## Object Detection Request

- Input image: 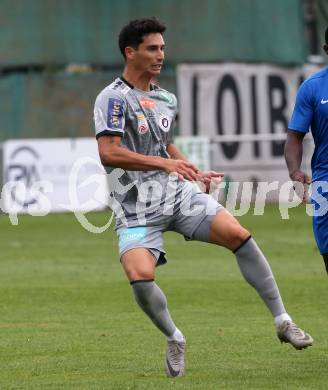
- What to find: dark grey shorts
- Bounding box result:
[116,192,224,266]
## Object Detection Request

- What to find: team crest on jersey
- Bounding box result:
[137,114,149,134]
[140,97,155,109]
[158,113,171,132]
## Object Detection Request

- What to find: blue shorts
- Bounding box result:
[311,182,328,254]
[313,215,328,254]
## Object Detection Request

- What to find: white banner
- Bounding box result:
[177,63,318,201]
[2,138,109,214]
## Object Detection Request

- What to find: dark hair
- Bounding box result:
[326,27,328,45]
[118,17,166,58]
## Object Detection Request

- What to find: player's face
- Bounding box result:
[129,33,165,76]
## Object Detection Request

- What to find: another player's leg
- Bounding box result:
[121,248,186,377]
[312,214,328,274]
[199,209,313,350]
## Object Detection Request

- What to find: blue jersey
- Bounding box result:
[288,67,328,181]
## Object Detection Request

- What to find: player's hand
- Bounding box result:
[290,169,311,202]
[164,159,200,181]
[197,170,225,193]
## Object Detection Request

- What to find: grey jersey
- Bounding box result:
[94,77,198,229]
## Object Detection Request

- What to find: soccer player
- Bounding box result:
[285,27,328,274]
[94,17,313,377]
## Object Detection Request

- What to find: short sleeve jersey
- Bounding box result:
[288,67,328,181]
[93,77,195,229]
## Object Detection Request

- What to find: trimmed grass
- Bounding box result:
[0,205,327,389]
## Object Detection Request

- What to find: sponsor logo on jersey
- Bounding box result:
[138,124,149,134]
[137,114,149,134]
[158,114,171,132]
[107,97,124,129]
[159,92,174,105]
[140,97,155,109]
[119,227,147,249]
[146,112,156,119]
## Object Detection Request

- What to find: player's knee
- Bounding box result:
[126,269,155,283]
[230,225,250,251]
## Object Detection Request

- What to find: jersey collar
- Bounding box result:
[120,76,156,91]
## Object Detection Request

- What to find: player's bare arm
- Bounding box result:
[166,143,224,185]
[284,130,310,202]
[284,130,310,184]
[97,135,200,181]
[166,143,189,161]
[165,143,201,181]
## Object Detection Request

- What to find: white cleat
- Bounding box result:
[165,338,186,377]
[277,321,313,350]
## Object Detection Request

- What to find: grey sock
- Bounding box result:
[234,237,286,317]
[131,280,176,337]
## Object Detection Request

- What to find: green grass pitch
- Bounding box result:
[0,205,327,389]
